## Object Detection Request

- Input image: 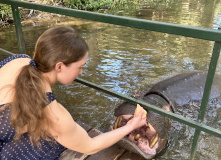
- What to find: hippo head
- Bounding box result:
[111,91,173,159]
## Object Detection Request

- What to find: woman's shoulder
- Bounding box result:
[0,54,31,69]
[0,54,31,74]
[0,54,31,84]
[0,55,32,104]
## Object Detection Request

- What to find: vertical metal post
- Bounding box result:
[190,28,221,160]
[11,4,26,54]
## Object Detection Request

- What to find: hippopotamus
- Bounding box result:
[110,71,221,159]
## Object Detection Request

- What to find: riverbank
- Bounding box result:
[0,0,63,27]
[0,0,144,27]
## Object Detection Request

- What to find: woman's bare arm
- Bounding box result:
[47,101,146,155]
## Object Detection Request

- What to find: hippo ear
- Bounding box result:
[132,90,141,98]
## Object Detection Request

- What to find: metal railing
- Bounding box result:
[0,0,221,159]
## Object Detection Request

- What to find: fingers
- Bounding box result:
[139,111,147,121]
[126,112,147,130]
[134,106,147,119]
[137,110,144,117]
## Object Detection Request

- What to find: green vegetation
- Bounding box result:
[0,4,13,25]
[0,0,142,25]
[0,0,174,25]
[62,0,142,10]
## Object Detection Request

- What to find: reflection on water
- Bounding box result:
[0,0,221,159]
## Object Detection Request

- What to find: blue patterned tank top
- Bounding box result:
[0,55,65,160]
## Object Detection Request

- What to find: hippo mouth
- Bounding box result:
[110,114,159,155]
[111,90,174,158]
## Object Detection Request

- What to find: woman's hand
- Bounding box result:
[126,108,147,130]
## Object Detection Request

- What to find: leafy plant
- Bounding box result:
[62,0,142,10]
[0,4,13,23]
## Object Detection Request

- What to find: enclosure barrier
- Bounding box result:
[0,0,221,159]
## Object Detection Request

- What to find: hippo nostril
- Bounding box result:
[149,133,159,149]
[134,134,141,141]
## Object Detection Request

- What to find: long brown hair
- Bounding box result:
[11,26,89,145]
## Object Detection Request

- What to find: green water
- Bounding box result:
[0,0,221,159]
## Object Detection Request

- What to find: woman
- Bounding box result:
[0,26,146,159]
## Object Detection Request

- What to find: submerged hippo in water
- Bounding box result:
[110,71,221,159]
